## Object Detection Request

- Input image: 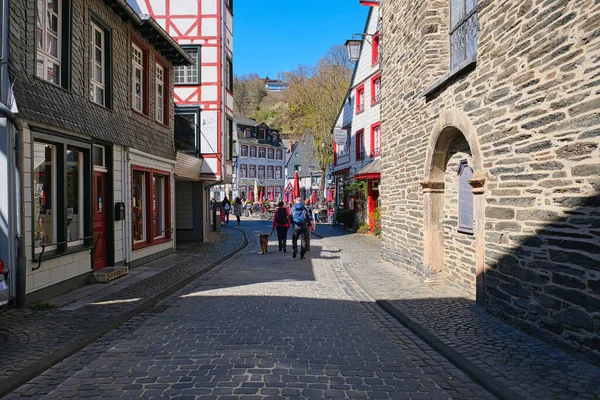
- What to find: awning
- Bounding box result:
[354,159,381,180]
[332,167,350,176]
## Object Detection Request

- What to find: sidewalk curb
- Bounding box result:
[0,230,249,398]
[337,250,522,400]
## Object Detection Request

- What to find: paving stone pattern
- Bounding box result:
[315,225,600,399]
[4,220,493,400]
[0,229,244,396]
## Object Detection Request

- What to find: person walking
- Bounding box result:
[272,201,290,252]
[290,197,313,259]
[221,196,230,226]
[233,197,243,226]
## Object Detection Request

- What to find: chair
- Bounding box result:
[319,209,328,224]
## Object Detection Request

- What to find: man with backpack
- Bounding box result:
[290,197,314,259]
[272,201,290,252]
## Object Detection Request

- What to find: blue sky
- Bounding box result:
[234,1,369,78]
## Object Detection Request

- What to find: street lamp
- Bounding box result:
[344,39,362,62]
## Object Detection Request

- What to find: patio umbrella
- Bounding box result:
[293,171,301,199]
[269,190,275,202]
[254,180,259,203]
[327,188,333,202]
[259,190,264,203]
[312,190,317,204]
[248,191,254,202]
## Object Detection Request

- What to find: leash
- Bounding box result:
[269,228,275,237]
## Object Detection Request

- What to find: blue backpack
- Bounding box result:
[291,205,308,228]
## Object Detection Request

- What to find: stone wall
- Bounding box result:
[380,0,600,361]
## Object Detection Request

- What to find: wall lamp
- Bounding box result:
[344,32,382,62]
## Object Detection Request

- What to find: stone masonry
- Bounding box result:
[380,0,600,363]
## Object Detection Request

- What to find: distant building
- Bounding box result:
[285,132,322,202]
[265,79,289,93]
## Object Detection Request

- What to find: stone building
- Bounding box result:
[380,0,600,362]
[7,0,192,303]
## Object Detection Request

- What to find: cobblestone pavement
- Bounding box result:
[0,230,245,397]
[313,224,600,399]
[4,220,494,400]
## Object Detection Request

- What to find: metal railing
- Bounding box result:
[372,94,381,105]
[357,104,365,113]
[33,234,100,271]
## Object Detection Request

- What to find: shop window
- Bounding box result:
[267,166,274,179]
[457,160,474,234]
[267,148,274,160]
[240,164,247,178]
[36,0,71,88]
[33,140,90,254]
[371,123,381,156]
[276,149,283,160]
[174,47,199,84]
[259,147,266,159]
[241,145,248,157]
[356,85,365,114]
[132,167,171,248]
[249,165,256,178]
[249,146,257,158]
[450,0,478,71]
[371,74,381,105]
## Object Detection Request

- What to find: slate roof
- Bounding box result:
[285,131,320,178]
[354,158,381,177]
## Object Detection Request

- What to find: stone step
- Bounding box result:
[93,266,129,283]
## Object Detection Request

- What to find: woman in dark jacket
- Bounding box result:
[272,201,290,252]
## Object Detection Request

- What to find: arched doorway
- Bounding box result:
[421,110,486,304]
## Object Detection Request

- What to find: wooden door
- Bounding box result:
[93,171,107,270]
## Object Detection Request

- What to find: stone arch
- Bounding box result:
[421,109,486,304]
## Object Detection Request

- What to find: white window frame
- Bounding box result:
[90,22,105,106]
[259,147,266,159]
[34,142,57,254]
[133,170,147,244]
[241,145,248,157]
[275,167,282,179]
[267,148,274,160]
[250,146,257,158]
[36,0,62,85]
[240,164,247,178]
[174,48,199,84]
[132,43,144,113]
[156,64,165,123]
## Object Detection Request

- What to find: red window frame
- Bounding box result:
[276,149,283,160]
[372,33,380,65]
[239,164,247,178]
[356,129,365,161]
[333,141,337,166]
[250,146,257,158]
[371,73,381,106]
[258,147,266,158]
[249,165,256,178]
[131,165,172,251]
[241,145,248,157]
[370,122,381,157]
[356,84,365,114]
[267,166,274,179]
[275,166,282,179]
[131,37,150,117]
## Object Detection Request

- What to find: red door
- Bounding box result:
[93,172,107,270]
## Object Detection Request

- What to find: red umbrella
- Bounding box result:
[311,190,317,204]
[327,188,333,202]
[269,190,275,202]
[259,190,264,203]
[248,191,254,202]
[293,171,301,199]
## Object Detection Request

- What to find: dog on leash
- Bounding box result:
[259,234,269,254]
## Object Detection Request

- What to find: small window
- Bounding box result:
[258,128,266,140]
[457,160,474,234]
[275,167,282,179]
[258,147,266,159]
[267,166,274,179]
[450,0,478,71]
[239,164,247,178]
[90,22,106,106]
[371,74,381,105]
[356,85,365,114]
[241,145,248,157]
[93,145,106,168]
[174,47,199,84]
[156,64,167,124]
[267,148,274,160]
[249,146,257,158]
[276,149,283,160]
[249,165,256,178]
[356,130,365,161]
[131,43,147,114]
[258,166,265,179]
[245,128,251,138]
[225,57,233,91]
[371,123,381,156]
[36,0,68,86]
[294,165,301,172]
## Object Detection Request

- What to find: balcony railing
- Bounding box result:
[356,103,365,113]
[371,94,381,105]
[372,147,381,156]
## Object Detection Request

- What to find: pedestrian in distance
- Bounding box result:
[272,201,290,252]
[233,197,243,226]
[290,196,314,259]
[304,199,312,251]
[221,196,230,226]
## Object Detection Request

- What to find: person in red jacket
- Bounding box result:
[272,201,290,252]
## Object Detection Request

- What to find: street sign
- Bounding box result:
[333,129,348,146]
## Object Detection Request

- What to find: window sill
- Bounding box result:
[132,237,172,251]
[174,82,199,86]
[33,76,71,93]
[156,120,170,129]
[90,100,113,111]
[33,244,93,262]
[422,54,477,98]
[132,108,150,119]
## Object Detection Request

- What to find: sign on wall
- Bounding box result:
[333,129,348,146]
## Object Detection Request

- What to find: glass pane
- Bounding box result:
[95,65,103,82]
[450,0,465,30]
[466,0,477,14]
[96,86,104,105]
[47,12,59,35]
[47,62,60,84]
[36,56,44,79]
[95,29,102,47]
[93,145,104,167]
[153,175,165,237]
[36,28,43,50]
[34,142,54,249]
[47,0,59,13]
[36,0,44,29]
[133,170,146,242]
[95,47,102,64]
[67,147,82,242]
[46,34,58,57]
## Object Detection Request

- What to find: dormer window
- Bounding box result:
[245,128,251,138]
[258,128,266,140]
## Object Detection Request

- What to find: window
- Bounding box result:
[258,166,265,179]
[372,33,380,65]
[93,145,106,169]
[267,166,274,179]
[258,128,266,140]
[155,64,168,124]
[131,43,148,114]
[36,0,69,86]
[371,74,381,105]
[275,187,282,200]
[174,47,199,84]
[245,128,251,138]
[249,146,257,158]
[356,85,365,114]
[371,123,381,156]
[356,129,365,161]
[294,165,301,172]
[33,140,90,254]
[276,149,283,160]
[267,148,274,160]
[132,167,171,248]
[240,164,247,178]
[227,118,233,161]
[275,167,282,179]
[457,160,474,234]
[258,147,266,159]
[225,57,233,92]
[450,0,478,71]
[241,145,248,157]
[249,165,256,178]
[225,0,233,12]
[176,111,199,151]
[90,22,106,106]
